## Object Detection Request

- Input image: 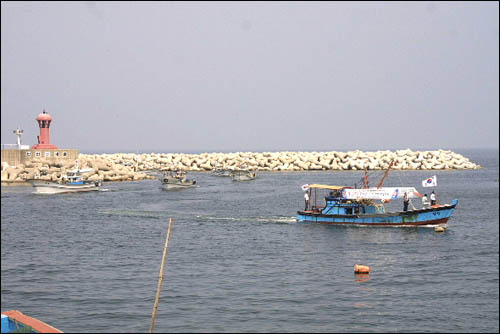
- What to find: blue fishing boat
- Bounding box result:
[297,184,458,227]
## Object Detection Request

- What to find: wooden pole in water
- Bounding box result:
[150,218,174,333]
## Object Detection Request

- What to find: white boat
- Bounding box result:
[230,168,256,181]
[27,167,101,194]
[160,170,197,189]
[211,162,231,177]
[212,168,232,177]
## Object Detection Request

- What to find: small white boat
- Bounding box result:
[211,162,231,177]
[27,167,101,194]
[160,170,196,189]
[230,168,256,181]
[212,168,232,177]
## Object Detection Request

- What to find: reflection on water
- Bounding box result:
[355,273,371,283]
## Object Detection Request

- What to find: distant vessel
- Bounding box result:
[230,169,256,181]
[26,165,101,194]
[228,161,256,181]
[211,163,231,177]
[160,169,196,189]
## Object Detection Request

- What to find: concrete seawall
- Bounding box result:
[1,149,481,184]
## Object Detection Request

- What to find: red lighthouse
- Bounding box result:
[31,110,59,149]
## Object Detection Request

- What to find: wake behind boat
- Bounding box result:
[27,167,102,194]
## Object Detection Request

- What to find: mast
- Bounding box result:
[377,160,394,188]
[363,168,369,189]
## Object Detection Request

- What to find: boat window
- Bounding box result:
[54,151,59,157]
[35,151,41,157]
[346,207,353,215]
[354,206,360,214]
[26,151,32,157]
[62,152,67,157]
[45,151,50,157]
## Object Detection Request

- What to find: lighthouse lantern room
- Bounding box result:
[31,110,59,149]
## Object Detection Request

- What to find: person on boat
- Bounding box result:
[403,192,409,211]
[176,170,185,179]
[304,191,310,211]
[430,191,437,206]
[422,194,430,208]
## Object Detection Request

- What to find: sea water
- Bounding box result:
[1,148,498,333]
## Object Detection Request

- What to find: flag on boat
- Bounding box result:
[422,175,437,187]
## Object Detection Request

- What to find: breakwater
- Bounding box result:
[0,149,481,184]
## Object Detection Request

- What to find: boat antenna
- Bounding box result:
[377,159,394,188]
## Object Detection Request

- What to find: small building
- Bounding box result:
[1,148,79,166]
[1,110,78,167]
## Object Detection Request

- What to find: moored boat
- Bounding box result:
[213,169,232,177]
[297,184,458,226]
[211,163,232,177]
[229,162,256,181]
[230,169,256,181]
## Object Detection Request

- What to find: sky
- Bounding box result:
[1,1,498,153]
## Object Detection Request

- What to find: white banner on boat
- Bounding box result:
[342,187,421,200]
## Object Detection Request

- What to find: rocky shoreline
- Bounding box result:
[1,149,481,184]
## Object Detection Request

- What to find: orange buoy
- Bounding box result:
[354,264,370,274]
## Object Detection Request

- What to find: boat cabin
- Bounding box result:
[66,171,83,184]
[321,196,386,215]
[305,184,386,215]
[62,168,94,185]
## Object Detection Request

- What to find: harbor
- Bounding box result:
[2,2,498,333]
[1,150,498,332]
[0,114,496,332]
[0,111,483,186]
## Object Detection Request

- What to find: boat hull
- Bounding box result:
[161,182,196,189]
[296,200,458,226]
[230,172,256,181]
[2,310,62,333]
[232,176,255,181]
[160,178,196,189]
[212,170,231,177]
[27,180,100,194]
